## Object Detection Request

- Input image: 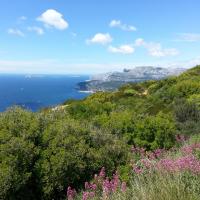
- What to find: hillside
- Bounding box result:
[1,65,200,200]
[67,135,200,200]
[77,66,186,92]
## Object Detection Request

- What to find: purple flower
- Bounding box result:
[82,191,89,200]
[176,134,187,143]
[99,167,105,178]
[67,186,76,200]
[133,166,143,174]
[121,182,127,192]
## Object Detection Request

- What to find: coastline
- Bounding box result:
[78,90,95,94]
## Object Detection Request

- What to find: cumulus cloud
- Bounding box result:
[134,38,179,57]
[108,44,135,54]
[8,28,25,37]
[37,9,69,30]
[87,33,113,45]
[27,26,44,35]
[109,20,137,31]
[176,33,200,42]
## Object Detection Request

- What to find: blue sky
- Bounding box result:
[0,0,200,74]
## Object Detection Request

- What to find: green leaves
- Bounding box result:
[1,66,200,199]
[0,135,38,199]
[133,113,176,150]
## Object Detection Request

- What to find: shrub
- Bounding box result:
[123,89,138,96]
[174,99,200,123]
[133,113,176,150]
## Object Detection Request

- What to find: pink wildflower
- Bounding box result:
[99,167,105,178]
[103,178,111,195]
[175,134,187,143]
[156,155,200,173]
[82,191,95,200]
[181,143,200,155]
[82,191,89,200]
[110,171,119,192]
[85,182,97,190]
[67,186,76,200]
[133,166,143,174]
[121,182,127,192]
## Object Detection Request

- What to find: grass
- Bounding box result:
[108,172,199,200]
[70,134,200,200]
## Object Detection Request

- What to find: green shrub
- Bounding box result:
[133,113,176,150]
[124,89,138,96]
[174,99,200,123]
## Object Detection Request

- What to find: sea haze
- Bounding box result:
[0,74,90,112]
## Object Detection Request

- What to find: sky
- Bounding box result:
[0,0,200,74]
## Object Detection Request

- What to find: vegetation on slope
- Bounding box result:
[1,65,200,199]
[68,135,200,200]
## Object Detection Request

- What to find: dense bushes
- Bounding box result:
[0,108,129,200]
[0,108,40,199]
[67,135,200,200]
[174,99,200,123]
[36,118,129,199]
[133,113,176,150]
[1,66,200,199]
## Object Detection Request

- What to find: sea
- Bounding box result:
[0,74,90,112]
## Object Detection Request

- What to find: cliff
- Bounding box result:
[77,66,186,92]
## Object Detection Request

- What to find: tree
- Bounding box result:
[0,107,40,199]
[133,113,176,150]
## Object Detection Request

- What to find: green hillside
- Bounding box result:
[1,65,200,200]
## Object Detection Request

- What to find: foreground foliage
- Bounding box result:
[1,65,200,199]
[68,135,200,200]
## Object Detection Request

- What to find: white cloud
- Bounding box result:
[147,43,179,57]
[164,56,200,69]
[87,33,113,45]
[27,26,44,35]
[134,38,179,57]
[8,28,25,37]
[37,9,69,30]
[19,16,27,21]
[0,59,124,74]
[110,20,121,27]
[109,20,137,31]
[134,38,146,46]
[108,45,135,54]
[0,56,199,74]
[176,33,200,42]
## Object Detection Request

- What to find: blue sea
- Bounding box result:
[0,74,90,112]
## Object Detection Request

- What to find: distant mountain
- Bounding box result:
[77,66,186,92]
